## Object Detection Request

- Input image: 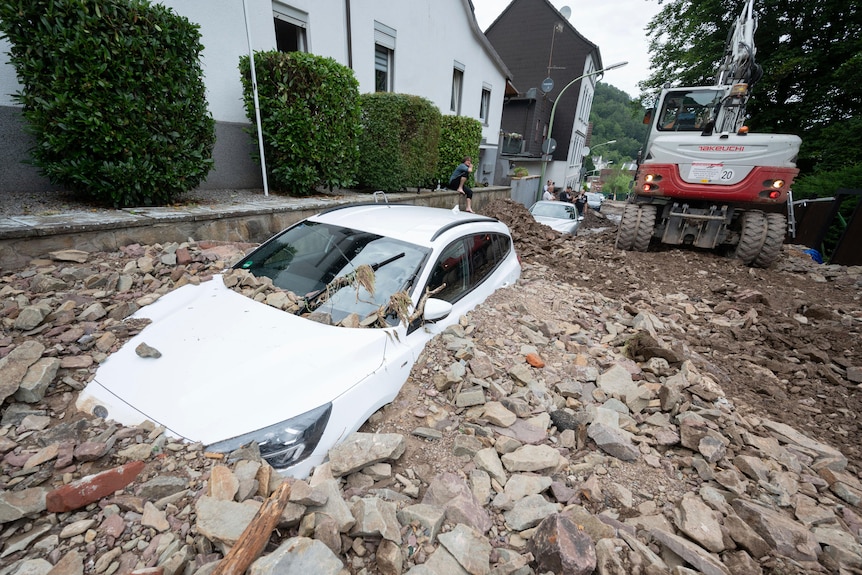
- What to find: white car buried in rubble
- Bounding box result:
[77,203,521,478]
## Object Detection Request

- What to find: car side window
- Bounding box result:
[426,232,512,308]
[470,233,509,288]
[427,239,469,303]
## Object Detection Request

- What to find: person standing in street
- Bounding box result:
[447,156,475,213]
[574,187,587,220]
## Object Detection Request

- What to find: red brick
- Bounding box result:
[46,460,146,512]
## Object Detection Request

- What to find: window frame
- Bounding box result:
[479,85,491,125]
[451,62,465,114]
[272,3,308,53]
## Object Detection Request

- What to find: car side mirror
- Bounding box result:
[423,298,453,322]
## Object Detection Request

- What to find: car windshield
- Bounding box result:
[531,202,577,220]
[235,221,429,325]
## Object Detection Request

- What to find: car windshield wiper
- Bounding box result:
[301,252,406,313]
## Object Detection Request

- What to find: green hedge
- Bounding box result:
[437,115,482,188]
[239,51,360,195]
[357,93,441,191]
[0,0,215,207]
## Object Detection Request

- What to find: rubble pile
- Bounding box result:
[0,202,861,575]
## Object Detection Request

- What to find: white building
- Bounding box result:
[0,0,511,193]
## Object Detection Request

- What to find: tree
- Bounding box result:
[0,0,215,207]
[640,0,862,193]
[588,83,648,166]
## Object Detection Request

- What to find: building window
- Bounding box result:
[273,4,307,53]
[479,86,491,125]
[375,45,393,92]
[374,21,396,93]
[451,62,465,114]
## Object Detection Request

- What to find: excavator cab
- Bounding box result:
[655,89,723,132]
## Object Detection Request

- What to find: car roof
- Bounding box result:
[311,204,504,246]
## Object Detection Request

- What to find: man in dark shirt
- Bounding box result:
[447,156,474,213]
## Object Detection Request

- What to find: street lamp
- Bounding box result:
[585,139,616,157]
[538,61,627,202]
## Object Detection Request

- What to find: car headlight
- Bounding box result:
[206,403,332,470]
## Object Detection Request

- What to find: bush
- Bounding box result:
[0,0,215,207]
[357,93,441,191]
[437,115,482,188]
[239,51,361,195]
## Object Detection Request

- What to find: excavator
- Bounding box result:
[616,0,801,267]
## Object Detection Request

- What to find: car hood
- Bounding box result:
[78,275,391,445]
[533,216,577,234]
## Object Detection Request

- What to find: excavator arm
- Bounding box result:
[715,0,763,88]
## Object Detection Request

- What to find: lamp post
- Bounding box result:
[537,61,627,202]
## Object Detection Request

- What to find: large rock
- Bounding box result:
[731,498,821,562]
[528,513,597,575]
[327,433,406,476]
[248,536,345,575]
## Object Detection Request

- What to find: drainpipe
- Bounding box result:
[242,0,269,196]
[345,0,353,68]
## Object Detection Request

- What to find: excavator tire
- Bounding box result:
[734,210,768,265]
[616,203,656,251]
[750,213,786,268]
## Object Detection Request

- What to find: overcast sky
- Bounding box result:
[472,0,662,98]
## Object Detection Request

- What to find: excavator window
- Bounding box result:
[658,90,722,132]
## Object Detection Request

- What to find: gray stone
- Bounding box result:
[673,493,724,553]
[438,523,492,575]
[13,357,60,403]
[482,402,516,427]
[759,418,847,471]
[456,387,486,407]
[0,341,45,404]
[731,498,820,562]
[194,496,260,550]
[305,479,356,533]
[649,528,730,575]
[503,474,552,501]
[586,416,639,462]
[453,434,484,458]
[138,475,189,501]
[503,493,560,531]
[328,432,406,476]
[500,444,561,473]
[248,536,345,575]
[397,503,445,543]
[423,472,491,534]
[0,487,48,524]
[419,545,470,575]
[350,497,401,543]
[474,447,507,486]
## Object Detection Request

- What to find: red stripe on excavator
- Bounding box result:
[636,164,799,203]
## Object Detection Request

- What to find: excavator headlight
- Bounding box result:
[771,179,785,189]
[644,174,661,183]
[730,83,748,96]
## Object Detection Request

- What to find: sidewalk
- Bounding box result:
[0,186,512,271]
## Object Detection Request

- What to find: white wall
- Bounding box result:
[0,0,509,190]
[156,0,506,144]
[0,38,20,106]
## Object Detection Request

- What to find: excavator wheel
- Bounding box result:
[735,210,785,267]
[735,210,767,264]
[750,213,787,268]
[616,203,656,251]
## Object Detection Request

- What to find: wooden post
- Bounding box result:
[211,480,292,575]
